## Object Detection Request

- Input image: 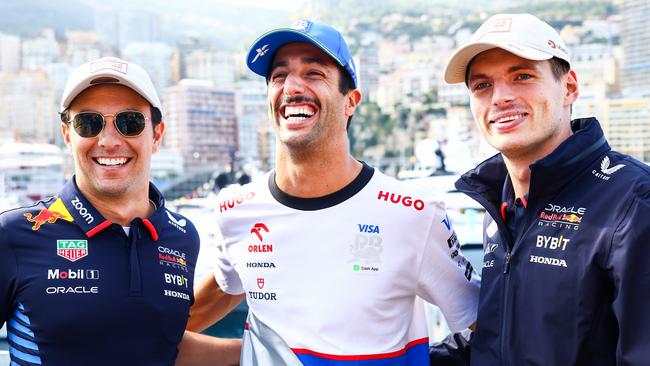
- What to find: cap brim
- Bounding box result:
[246,29,345,78]
[444,42,553,84]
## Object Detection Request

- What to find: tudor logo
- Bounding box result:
[251,223,269,241]
[257,278,265,289]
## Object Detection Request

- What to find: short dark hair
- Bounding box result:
[337,64,356,131]
[60,105,162,127]
[548,57,571,81]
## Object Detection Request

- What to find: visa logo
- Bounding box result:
[357,224,380,234]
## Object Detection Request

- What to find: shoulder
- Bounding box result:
[0,198,52,227]
[605,151,650,199]
[154,207,201,255]
[215,178,268,215]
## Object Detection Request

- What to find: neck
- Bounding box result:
[275,139,362,197]
[83,187,154,227]
[502,157,531,199]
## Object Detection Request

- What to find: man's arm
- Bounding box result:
[609,188,650,365]
[187,274,245,332]
[176,330,242,366]
[0,220,17,327]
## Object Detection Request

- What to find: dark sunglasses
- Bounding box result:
[71,110,148,138]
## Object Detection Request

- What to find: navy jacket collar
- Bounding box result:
[457,117,610,211]
[58,176,165,238]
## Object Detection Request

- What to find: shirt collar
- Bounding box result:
[56,177,164,239]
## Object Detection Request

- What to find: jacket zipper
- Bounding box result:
[500,251,511,365]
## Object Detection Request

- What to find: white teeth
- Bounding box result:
[284,106,315,119]
[494,114,524,123]
[96,157,128,166]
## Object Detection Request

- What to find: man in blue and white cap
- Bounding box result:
[179,20,480,366]
[445,13,650,365]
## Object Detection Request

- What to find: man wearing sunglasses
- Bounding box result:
[0,57,239,365]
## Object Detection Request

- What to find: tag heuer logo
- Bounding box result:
[57,240,89,262]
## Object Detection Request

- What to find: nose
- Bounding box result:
[283,73,305,97]
[491,79,515,107]
[97,116,123,148]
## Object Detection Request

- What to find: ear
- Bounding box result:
[61,122,72,150]
[564,70,579,107]
[344,89,362,117]
[152,121,165,154]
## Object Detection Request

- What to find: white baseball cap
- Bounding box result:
[60,56,162,112]
[444,13,571,84]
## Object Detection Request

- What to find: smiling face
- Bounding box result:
[467,48,578,162]
[61,84,164,202]
[267,42,359,153]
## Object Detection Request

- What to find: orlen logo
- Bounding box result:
[377,191,425,211]
[219,191,255,213]
[251,223,269,241]
[48,269,99,280]
[71,196,94,224]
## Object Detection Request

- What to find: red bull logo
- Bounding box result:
[24,209,66,230]
[562,214,582,223]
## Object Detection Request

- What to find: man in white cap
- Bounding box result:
[445,13,650,365]
[0,56,239,365]
[178,19,480,366]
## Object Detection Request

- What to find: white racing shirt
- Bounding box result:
[213,163,479,365]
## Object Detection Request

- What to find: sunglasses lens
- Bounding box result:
[73,113,104,137]
[115,111,146,137]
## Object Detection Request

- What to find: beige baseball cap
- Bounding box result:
[60,56,162,112]
[444,13,571,84]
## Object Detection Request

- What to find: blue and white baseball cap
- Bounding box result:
[246,19,358,88]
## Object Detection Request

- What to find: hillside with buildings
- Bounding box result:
[0,0,647,188]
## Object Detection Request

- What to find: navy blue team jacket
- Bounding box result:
[456,118,650,365]
[0,178,200,365]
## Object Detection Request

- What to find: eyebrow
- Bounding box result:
[270,56,329,73]
[468,62,541,83]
